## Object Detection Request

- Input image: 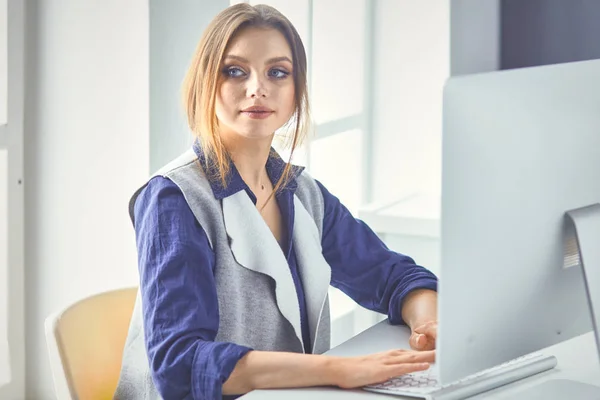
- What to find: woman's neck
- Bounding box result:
[221,133,273,189]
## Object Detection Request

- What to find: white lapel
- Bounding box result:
[292,195,332,351]
[222,191,304,351]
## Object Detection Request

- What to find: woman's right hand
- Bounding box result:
[224,348,435,395]
[328,349,436,389]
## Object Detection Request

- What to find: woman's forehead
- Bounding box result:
[225,26,293,62]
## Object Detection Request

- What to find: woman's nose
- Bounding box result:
[247,74,267,98]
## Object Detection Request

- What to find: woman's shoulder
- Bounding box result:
[296,169,331,203]
[295,168,319,191]
[154,147,200,178]
[129,176,186,224]
[141,175,182,198]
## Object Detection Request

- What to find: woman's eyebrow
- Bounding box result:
[224,54,293,65]
[266,56,293,64]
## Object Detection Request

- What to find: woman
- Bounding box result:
[115,3,438,400]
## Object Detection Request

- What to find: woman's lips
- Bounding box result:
[241,109,274,119]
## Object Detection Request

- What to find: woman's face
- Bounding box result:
[216,27,296,141]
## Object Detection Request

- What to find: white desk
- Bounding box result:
[240,320,600,399]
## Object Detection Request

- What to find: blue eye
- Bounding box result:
[269,68,289,79]
[223,66,245,78]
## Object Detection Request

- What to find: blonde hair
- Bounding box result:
[182,3,310,195]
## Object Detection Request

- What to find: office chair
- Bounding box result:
[44,287,137,400]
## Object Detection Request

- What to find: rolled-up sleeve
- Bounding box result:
[134,176,252,399]
[316,180,438,326]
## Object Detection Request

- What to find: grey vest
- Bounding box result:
[114,148,332,399]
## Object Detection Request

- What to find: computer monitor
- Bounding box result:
[437,59,600,386]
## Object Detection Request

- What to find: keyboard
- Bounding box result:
[363,352,557,400]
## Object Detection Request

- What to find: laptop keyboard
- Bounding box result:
[373,366,439,394]
[363,352,556,398]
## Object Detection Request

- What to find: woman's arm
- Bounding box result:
[315,180,438,324]
[401,288,438,330]
[223,348,436,394]
[134,177,252,399]
[401,288,438,350]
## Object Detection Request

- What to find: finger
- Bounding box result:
[416,333,436,351]
[370,349,407,361]
[411,328,438,350]
[409,333,427,350]
[422,337,436,351]
[386,349,409,356]
[387,350,436,365]
[414,322,438,339]
[384,362,431,378]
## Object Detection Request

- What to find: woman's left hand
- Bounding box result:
[409,320,438,351]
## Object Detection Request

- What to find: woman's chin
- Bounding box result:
[234,129,276,141]
[219,120,281,142]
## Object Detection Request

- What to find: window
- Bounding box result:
[243,0,450,213]
[309,0,368,213]
[311,0,366,126]
[371,1,448,203]
[309,129,363,214]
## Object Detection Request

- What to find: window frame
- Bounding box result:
[305,0,375,205]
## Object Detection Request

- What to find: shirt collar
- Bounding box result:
[192,141,305,201]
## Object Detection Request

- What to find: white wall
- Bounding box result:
[0,150,8,387]
[450,0,500,75]
[0,0,6,125]
[0,13,7,382]
[149,0,228,172]
[24,1,149,397]
[0,19,7,382]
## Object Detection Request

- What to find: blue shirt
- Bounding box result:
[133,146,438,400]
